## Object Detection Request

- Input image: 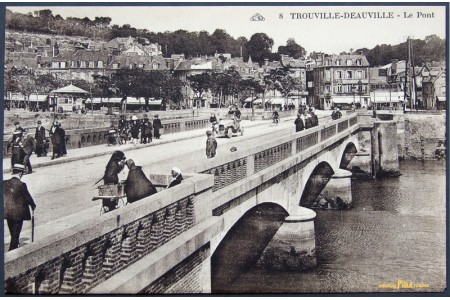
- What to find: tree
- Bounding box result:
[35,74,61,94]
[246,33,274,65]
[187,72,212,102]
[277,38,306,59]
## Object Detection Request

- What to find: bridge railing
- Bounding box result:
[197,113,359,193]
[4,173,214,294]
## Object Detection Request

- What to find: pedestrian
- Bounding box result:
[294,114,305,132]
[130,116,140,145]
[331,107,342,120]
[103,151,127,185]
[118,115,127,145]
[124,159,157,203]
[310,107,319,127]
[140,114,153,144]
[4,165,36,251]
[10,126,24,171]
[153,114,163,139]
[50,121,65,160]
[58,122,67,157]
[35,120,47,157]
[167,167,183,188]
[206,130,217,159]
[22,130,35,174]
[304,110,313,129]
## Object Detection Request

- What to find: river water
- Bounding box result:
[211,160,447,294]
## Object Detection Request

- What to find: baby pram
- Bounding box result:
[107,128,118,146]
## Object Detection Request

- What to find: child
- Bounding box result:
[206,130,217,159]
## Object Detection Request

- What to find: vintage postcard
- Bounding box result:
[2,2,448,295]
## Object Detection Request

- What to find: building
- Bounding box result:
[368,66,405,110]
[49,49,110,82]
[422,71,446,110]
[312,54,370,110]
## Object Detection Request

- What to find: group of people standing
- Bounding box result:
[8,120,67,175]
[101,151,183,211]
[295,107,319,132]
[116,114,163,146]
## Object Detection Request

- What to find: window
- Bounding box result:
[113,63,119,69]
[98,61,104,68]
[346,59,352,66]
[325,70,331,80]
[89,61,95,68]
[60,61,66,68]
[335,70,343,79]
[152,62,159,70]
[71,61,77,68]
[346,70,353,79]
[356,59,362,66]
[138,63,144,68]
[52,62,59,68]
[356,71,363,79]
[335,59,341,66]
[80,61,86,68]
[337,84,343,93]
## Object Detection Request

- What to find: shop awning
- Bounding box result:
[332,97,354,104]
[436,96,446,102]
[244,97,262,103]
[268,98,286,105]
[28,94,48,102]
[370,92,404,103]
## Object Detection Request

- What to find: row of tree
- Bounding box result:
[6,9,445,66]
[5,66,303,110]
[6,9,306,64]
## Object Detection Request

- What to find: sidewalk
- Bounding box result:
[3,117,295,174]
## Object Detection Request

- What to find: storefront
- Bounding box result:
[369,82,404,110]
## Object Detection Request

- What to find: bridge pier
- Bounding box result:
[256,207,316,271]
[312,169,353,209]
[347,148,372,178]
[372,121,400,177]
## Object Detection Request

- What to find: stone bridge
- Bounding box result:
[4,113,399,294]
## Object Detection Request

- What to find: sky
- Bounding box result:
[7,4,447,55]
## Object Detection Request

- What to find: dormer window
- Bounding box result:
[112,63,119,69]
[152,62,159,70]
[346,59,352,66]
[335,59,341,66]
[98,61,104,68]
[138,63,144,68]
[356,59,362,66]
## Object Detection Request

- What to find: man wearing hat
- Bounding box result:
[140,114,153,144]
[205,130,217,159]
[22,130,35,174]
[3,165,37,251]
[35,120,47,157]
[153,114,162,139]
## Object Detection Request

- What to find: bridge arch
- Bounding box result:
[339,142,358,170]
[299,161,335,207]
[211,202,288,293]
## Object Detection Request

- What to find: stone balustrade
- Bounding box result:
[3,116,211,157]
[195,114,359,193]
[4,173,214,294]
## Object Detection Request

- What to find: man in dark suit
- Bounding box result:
[4,166,37,251]
[22,131,35,174]
[153,115,162,139]
[35,120,47,157]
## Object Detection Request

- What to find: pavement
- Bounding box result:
[2,116,297,174]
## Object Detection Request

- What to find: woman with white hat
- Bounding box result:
[167,167,183,188]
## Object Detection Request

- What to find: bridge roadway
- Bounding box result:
[3,113,331,249]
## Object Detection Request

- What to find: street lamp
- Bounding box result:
[358,79,362,109]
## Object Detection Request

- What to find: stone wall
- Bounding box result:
[403,114,446,160]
